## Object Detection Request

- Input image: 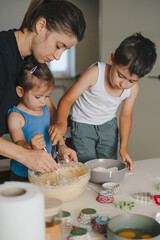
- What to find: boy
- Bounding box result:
[49,33,157,171]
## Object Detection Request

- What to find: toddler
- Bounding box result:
[8,57,77,181]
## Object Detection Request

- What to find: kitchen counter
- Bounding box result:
[62,158,160,239]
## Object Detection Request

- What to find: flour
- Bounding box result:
[29,163,88,187]
[28,163,90,202]
[92,167,118,173]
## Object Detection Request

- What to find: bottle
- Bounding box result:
[45,198,62,240]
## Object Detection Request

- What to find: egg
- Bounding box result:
[142,235,152,239]
[117,231,136,238]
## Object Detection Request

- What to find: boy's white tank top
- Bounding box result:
[71,62,131,125]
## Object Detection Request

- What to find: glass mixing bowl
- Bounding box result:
[28,161,90,202]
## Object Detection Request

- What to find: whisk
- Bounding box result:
[43,147,69,184]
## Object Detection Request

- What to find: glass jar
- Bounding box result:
[45,198,62,240]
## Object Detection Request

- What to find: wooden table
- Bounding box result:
[62,158,160,239]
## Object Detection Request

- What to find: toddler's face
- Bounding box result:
[109,63,139,90]
[22,82,53,112]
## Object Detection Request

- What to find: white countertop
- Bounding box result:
[62,158,160,239]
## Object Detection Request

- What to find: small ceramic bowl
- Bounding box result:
[102,182,121,195]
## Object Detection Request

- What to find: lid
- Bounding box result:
[70,227,88,236]
[99,189,112,196]
[45,198,62,217]
[81,208,96,215]
[62,211,71,218]
[95,216,110,225]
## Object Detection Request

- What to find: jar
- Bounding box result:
[45,198,62,240]
[96,189,114,204]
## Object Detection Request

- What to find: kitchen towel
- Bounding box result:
[0,181,45,240]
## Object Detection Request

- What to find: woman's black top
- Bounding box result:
[0,29,24,136]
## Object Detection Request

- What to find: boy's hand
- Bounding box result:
[58,144,78,162]
[49,123,67,146]
[120,148,133,172]
[30,133,46,150]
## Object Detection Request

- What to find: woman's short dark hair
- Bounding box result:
[20,0,86,42]
[16,57,54,91]
[114,33,157,77]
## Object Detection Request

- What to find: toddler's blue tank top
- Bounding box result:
[8,105,52,177]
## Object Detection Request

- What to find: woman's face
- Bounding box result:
[32,29,78,63]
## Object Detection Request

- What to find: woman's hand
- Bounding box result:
[49,123,67,146]
[58,143,78,162]
[120,148,133,172]
[30,133,46,150]
[23,149,58,173]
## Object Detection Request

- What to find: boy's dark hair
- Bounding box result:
[16,57,54,91]
[20,0,86,42]
[114,33,157,77]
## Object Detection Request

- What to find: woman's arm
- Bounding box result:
[0,137,58,172]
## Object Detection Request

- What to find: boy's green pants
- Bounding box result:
[71,117,118,163]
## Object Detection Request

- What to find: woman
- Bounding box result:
[0,0,86,174]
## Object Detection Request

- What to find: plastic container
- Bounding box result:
[45,198,62,240]
[69,227,90,240]
[96,189,114,204]
[62,210,73,227]
[77,208,97,225]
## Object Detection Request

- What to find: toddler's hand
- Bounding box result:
[49,123,67,146]
[30,133,46,150]
[120,149,133,172]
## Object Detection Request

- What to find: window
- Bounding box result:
[48,46,76,78]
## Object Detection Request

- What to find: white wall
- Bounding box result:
[99,0,160,161]
[0,0,99,136]
[0,0,30,30]
[2,0,159,162]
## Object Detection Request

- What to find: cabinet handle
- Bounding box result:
[148,75,160,80]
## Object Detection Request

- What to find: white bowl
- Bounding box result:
[102,182,121,195]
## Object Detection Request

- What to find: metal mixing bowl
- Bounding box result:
[85,159,126,184]
[107,214,160,240]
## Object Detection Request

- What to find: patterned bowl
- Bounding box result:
[102,182,121,195]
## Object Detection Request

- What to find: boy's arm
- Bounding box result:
[49,65,99,146]
[47,97,57,124]
[58,137,78,162]
[47,99,78,162]
[119,83,139,171]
